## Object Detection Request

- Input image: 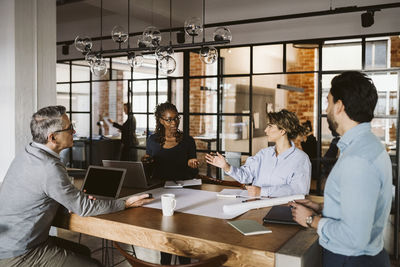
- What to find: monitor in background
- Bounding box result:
[81,166,126,199]
[102,160,154,189]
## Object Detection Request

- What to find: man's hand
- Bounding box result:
[245,185,261,197]
[293,199,322,213]
[83,189,97,200]
[205,152,230,172]
[188,158,199,168]
[290,202,314,227]
[107,118,114,124]
[125,194,154,209]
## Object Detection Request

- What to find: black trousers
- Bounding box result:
[323,248,390,267]
[160,252,190,265]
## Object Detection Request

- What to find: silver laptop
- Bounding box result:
[102,160,157,189]
[80,166,126,199]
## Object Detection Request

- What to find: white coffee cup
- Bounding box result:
[161,193,176,216]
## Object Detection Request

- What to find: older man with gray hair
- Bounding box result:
[0,105,152,267]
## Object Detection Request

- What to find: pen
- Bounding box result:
[242,198,262,203]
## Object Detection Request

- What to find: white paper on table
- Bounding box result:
[134,188,245,219]
[216,189,249,198]
[222,194,305,217]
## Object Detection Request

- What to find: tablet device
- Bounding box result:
[263,205,299,225]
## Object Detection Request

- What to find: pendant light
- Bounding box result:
[199,0,217,64]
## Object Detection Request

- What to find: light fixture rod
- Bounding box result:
[90,40,230,55]
[127,0,130,49]
[169,0,172,45]
[100,0,103,52]
[202,0,205,42]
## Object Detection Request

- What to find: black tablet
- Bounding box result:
[263,205,299,225]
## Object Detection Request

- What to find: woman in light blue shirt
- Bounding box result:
[205,109,311,197]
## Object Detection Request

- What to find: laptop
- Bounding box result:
[80,166,126,200]
[102,160,159,189]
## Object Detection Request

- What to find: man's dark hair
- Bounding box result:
[330,71,377,123]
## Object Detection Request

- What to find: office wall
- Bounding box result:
[0,0,56,182]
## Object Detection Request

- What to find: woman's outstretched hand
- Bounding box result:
[205,152,230,172]
[188,158,200,168]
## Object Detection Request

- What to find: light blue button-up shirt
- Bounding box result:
[317,123,392,256]
[226,142,311,197]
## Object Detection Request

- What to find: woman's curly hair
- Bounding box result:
[267,109,306,140]
[154,102,183,145]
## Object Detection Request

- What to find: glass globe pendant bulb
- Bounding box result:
[137,35,153,48]
[155,46,174,61]
[142,26,161,47]
[85,52,97,66]
[111,25,128,43]
[74,36,92,53]
[213,27,232,41]
[128,53,144,68]
[184,17,203,36]
[91,58,108,77]
[199,46,218,64]
[158,55,176,74]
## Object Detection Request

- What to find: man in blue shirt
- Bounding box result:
[291,71,392,267]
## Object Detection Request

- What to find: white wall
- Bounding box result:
[0,0,56,182]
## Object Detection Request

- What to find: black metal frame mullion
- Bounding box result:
[316,43,323,195]
[249,45,254,156]
[89,71,93,165]
[183,51,190,136]
[395,71,400,260]
[69,61,73,166]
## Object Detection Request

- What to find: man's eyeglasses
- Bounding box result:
[54,123,75,133]
[161,116,181,123]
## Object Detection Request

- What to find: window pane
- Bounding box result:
[365,39,388,69]
[132,55,156,79]
[221,77,250,113]
[253,45,283,73]
[286,44,319,72]
[322,40,362,71]
[132,81,148,112]
[371,72,399,116]
[220,115,250,153]
[220,47,250,75]
[57,84,70,111]
[189,78,218,113]
[189,51,217,76]
[158,79,168,104]
[149,80,157,112]
[71,113,90,138]
[321,74,336,115]
[190,115,217,151]
[135,114,148,146]
[171,79,184,112]
[57,63,70,83]
[71,83,90,112]
[371,118,397,147]
[72,62,90,81]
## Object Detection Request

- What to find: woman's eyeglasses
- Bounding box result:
[161,116,181,123]
[54,122,75,133]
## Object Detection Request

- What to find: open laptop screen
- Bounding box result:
[81,166,126,199]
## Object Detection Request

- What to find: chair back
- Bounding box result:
[113,242,227,267]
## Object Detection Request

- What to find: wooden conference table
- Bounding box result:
[53,183,321,267]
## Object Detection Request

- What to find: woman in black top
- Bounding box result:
[142,102,199,181]
[142,102,199,265]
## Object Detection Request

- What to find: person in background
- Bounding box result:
[142,102,199,182]
[0,105,152,267]
[291,71,392,267]
[108,103,138,161]
[301,120,318,179]
[141,102,199,265]
[321,125,340,179]
[206,109,311,198]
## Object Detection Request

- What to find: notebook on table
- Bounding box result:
[102,160,161,189]
[80,166,126,200]
[228,220,272,236]
[263,205,299,225]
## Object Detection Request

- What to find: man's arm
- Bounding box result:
[317,157,380,250]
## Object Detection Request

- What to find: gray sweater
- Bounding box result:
[0,143,125,259]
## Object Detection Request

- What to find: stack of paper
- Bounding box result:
[216,189,249,198]
[164,178,202,188]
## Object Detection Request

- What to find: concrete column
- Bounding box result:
[0,0,56,181]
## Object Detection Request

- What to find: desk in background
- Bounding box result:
[53,184,321,267]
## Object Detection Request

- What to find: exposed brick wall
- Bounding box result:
[391,36,400,68]
[286,48,318,147]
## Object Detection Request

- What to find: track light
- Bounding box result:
[361,10,374,28]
